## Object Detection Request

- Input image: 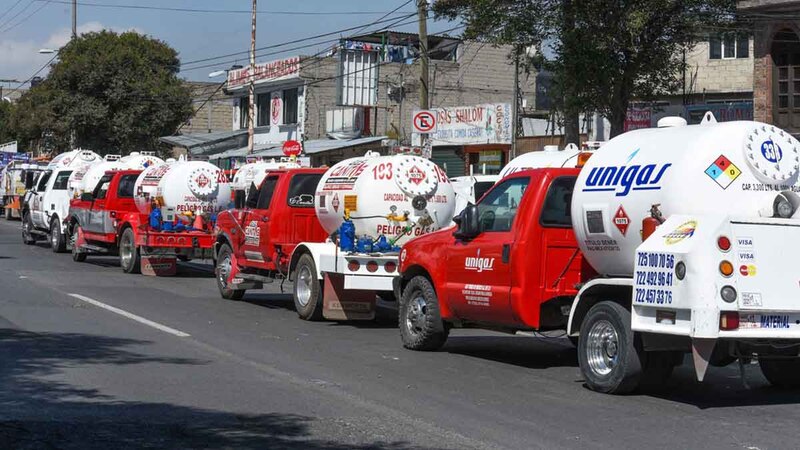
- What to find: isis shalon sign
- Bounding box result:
[227,56,301,89]
[415,103,513,146]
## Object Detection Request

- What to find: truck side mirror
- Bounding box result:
[80,192,94,202]
[453,204,480,240]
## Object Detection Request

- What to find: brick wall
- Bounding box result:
[180,82,234,135]
[685,39,754,95]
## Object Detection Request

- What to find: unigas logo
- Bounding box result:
[582,148,671,197]
[761,139,782,163]
[465,249,495,272]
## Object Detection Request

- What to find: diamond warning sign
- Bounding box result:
[407,166,426,185]
[613,205,630,236]
[705,155,741,190]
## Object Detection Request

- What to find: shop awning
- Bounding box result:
[159,130,248,156]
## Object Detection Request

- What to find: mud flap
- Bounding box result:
[141,256,177,276]
[74,226,88,251]
[691,338,717,382]
[322,273,375,321]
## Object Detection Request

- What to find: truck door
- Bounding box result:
[30,170,53,228]
[536,176,582,300]
[238,174,279,267]
[445,176,531,324]
[85,174,113,234]
[40,170,72,228]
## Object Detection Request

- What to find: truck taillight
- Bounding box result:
[366,261,379,272]
[719,260,734,277]
[720,311,739,330]
[384,261,397,273]
[347,260,360,271]
[717,236,731,252]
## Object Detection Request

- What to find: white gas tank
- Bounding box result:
[47,149,101,170]
[68,155,124,198]
[499,144,582,179]
[133,159,232,215]
[232,159,301,191]
[572,116,800,277]
[315,152,455,246]
[120,151,164,170]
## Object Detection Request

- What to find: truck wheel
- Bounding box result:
[293,254,323,321]
[759,358,800,389]
[71,225,87,262]
[21,212,36,245]
[215,243,244,300]
[578,301,642,394]
[50,218,66,253]
[399,275,449,351]
[119,228,140,274]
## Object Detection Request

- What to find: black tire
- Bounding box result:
[215,243,245,301]
[759,358,800,389]
[292,253,323,320]
[71,224,87,262]
[21,211,36,245]
[578,301,642,394]
[399,275,449,351]
[119,228,140,274]
[50,218,66,253]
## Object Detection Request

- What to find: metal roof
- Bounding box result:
[208,136,387,160]
[160,129,247,150]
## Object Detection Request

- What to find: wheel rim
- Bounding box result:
[586,319,620,377]
[295,265,313,307]
[120,234,133,268]
[71,227,80,255]
[51,223,58,247]
[23,216,31,238]
[405,294,428,337]
[218,253,232,290]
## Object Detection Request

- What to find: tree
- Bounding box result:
[12,30,192,155]
[0,100,14,143]
[435,0,737,139]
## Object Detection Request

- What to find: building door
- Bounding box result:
[773,29,800,133]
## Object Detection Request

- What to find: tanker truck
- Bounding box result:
[1,161,47,220]
[230,158,302,207]
[68,157,230,274]
[396,114,800,394]
[22,149,102,251]
[214,151,456,321]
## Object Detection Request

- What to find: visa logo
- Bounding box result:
[583,163,672,196]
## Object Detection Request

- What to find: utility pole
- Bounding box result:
[511,47,520,160]
[72,0,77,39]
[417,0,430,157]
[247,0,257,154]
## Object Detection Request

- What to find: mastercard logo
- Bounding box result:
[739,264,757,277]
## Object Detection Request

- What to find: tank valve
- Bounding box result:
[411,195,427,210]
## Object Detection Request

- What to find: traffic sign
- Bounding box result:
[413,111,436,133]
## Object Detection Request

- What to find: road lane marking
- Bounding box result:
[67,293,191,337]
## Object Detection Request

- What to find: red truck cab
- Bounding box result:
[68,169,141,262]
[396,168,594,349]
[213,167,328,299]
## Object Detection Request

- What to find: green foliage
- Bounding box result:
[435,0,738,137]
[11,30,192,155]
[0,100,13,143]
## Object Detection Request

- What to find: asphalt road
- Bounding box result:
[1,219,799,449]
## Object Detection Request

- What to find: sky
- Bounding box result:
[0,0,458,89]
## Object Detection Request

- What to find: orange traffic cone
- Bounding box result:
[193,214,204,231]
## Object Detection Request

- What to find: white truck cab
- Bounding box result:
[22,149,101,251]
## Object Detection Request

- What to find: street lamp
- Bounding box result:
[208,70,226,78]
[38,48,57,54]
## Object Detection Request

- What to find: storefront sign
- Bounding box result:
[416,103,513,146]
[227,56,301,89]
[624,107,652,132]
[391,146,423,156]
[479,150,503,172]
[686,102,753,124]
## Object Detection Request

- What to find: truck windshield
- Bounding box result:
[52,171,73,190]
[117,174,138,198]
[540,176,576,228]
[255,175,279,209]
[287,174,321,208]
[477,176,529,232]
[93,174,114,199]
[36,171,52,192]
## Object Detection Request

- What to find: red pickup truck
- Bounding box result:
[213,167,328,304]
[396,168,593,349]
[68,169,217,275]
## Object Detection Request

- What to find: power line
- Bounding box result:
[33,0,414,16]
[0,0,33,31]
[0,0,25,23]
[0,0,51,34]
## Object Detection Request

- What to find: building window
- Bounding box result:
[239,97,249,129]
[256,93,270,127]
[710,33,749,59]
[283,88,298,124]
